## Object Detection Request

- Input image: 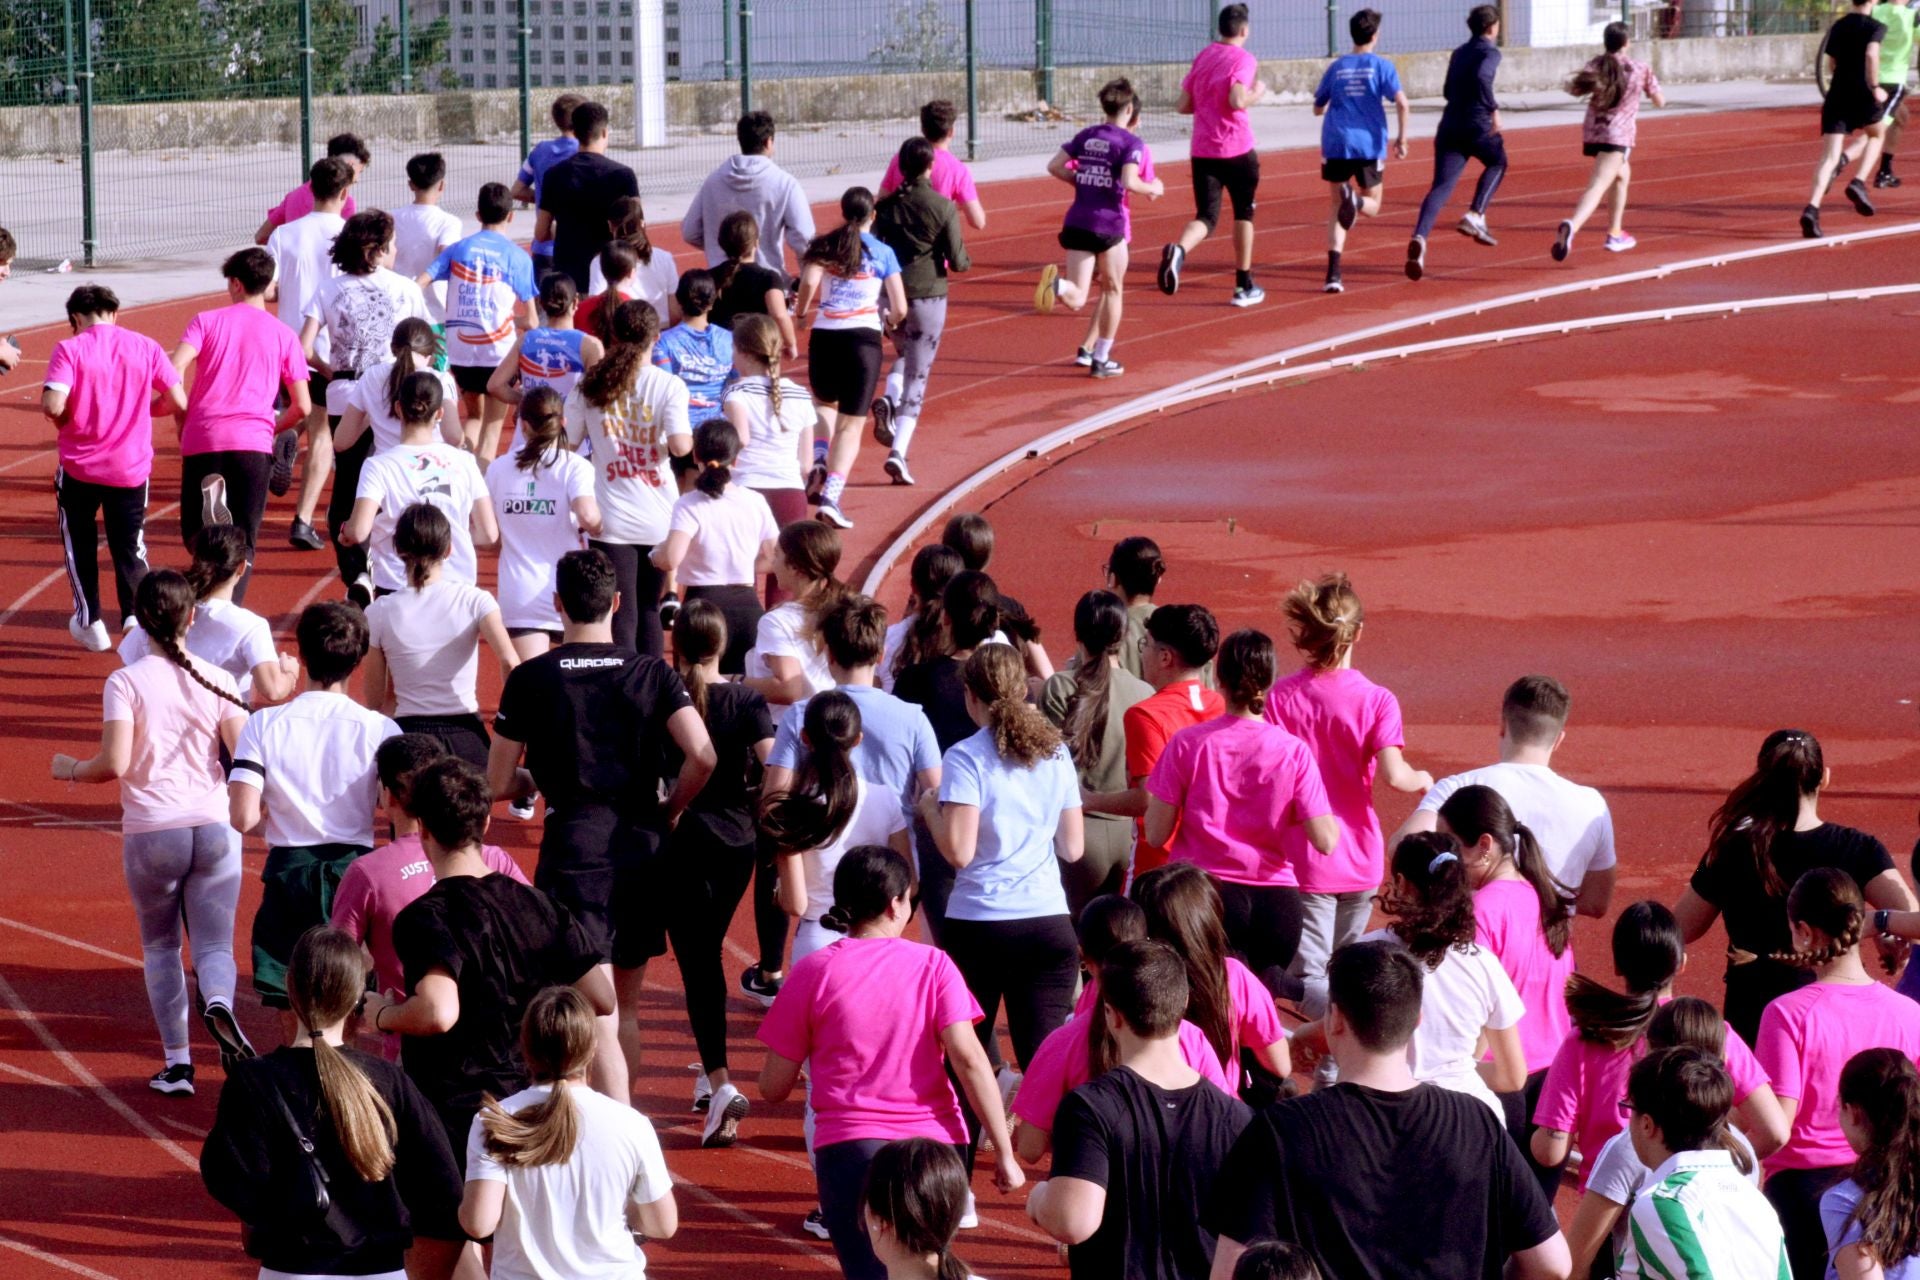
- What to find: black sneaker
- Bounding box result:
[346,573,374,609]
[802,1208,831,1239]
[1322,275,1344,294]
[1551,220,1574,263]
[1157,243,1184,295]
[870,396,895,447]
[1089,357,1125,379]
[201,1001,256,1072]
[805,460,827,506]
[1801,205,1823,239]
[149,1063,195,1096]
[1073,346,1094,367]
[740,964,782,1008]
[1845,178,1877,216]
[287,517,326,551]
[1405,236,1427,281]
[1875,171,1903,189]
[658,591,681,629]
[269,428,300,497]
[1337,184,1360,231]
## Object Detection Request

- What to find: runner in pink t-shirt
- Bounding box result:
[173,248,316,572]
[757,846,1020,1275]
[1265,572,1432,1023]
[1159,3,1269,307]
[254,132,367,245]
[43,285,184,646]
[879,100,986,230]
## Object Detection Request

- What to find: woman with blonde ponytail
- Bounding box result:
[1756,868,1920,1279]
[53,569,253,1092]
[202,926,462,1279]
[725,312,815,606]
[918,644,1085,1128]
[461,986,677,1278]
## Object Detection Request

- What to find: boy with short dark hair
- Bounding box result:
[1315,9,1411,294]
[171,249,314,595]
[537,101,639,291]
[513,93,587,275]
[390,152,464,335]
[255,131,366,245]
[1161,3,1268,307]
[1408,5,1508,280]
[880,99,987,230]
[230,601,401,1024]
[42,284,185,650]
[1105,535,1165,679]
[1621,1048,1789,1279]
[682,110,817,274]
[423,182,536,460]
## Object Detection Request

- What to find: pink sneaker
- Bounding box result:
[1604,233,1637,253]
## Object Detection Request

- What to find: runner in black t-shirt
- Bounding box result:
[1205,940,1567,1280]
[360,758,610,1155]
[536,101,640,290]
[1804,0,1892,237]
[487,548,717,1099]
[1027,939,1251,1280]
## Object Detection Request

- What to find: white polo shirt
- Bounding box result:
[1415,760,1616,890]
[230,691,400,849]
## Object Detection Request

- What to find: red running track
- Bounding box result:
[0,105,1916,1278]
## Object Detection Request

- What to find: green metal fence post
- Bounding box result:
[1035,0,1054,105]
[298,0,315,175]
[1327,0,1339,57]
[738,0,753,114]
[965,0,977,161]
[76,0,96,266]
[723,0,734,81]
[517,0,532,160]
[400,0,413,92]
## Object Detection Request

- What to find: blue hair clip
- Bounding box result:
[1428,850,1459,874]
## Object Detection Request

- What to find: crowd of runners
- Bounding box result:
[13,3,1920,1280]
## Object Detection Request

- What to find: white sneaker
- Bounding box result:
[1457,211,1498,246]
[701,1081,749,1148]
[200,474,232,527]
[816,499,853,530]
[958,1190,979,1230]
[996,1064,1023,1113]
[507,794,538,821]
[802,1207,831,1239]
[691,1065,712,1113]
[883,452,915,486]
[69,615,110,652]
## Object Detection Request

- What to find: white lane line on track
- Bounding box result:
[0,446,55,475]
[0,968,199,1171]
[0,1059,83,1092]
[0,1234,125,1280]
[0,914,140,966]
[154,1114,208,1138]
[860,221,1920,596]
[668,1175,842,1271]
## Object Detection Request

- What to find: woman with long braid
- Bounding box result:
[52,569,254,1092]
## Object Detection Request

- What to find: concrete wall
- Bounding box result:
[0,32,1820,158]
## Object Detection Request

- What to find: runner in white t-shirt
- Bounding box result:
[725,314,814,608]
[363,502,518,770]
[654,420,779,675]
[562,298,691,658]
[587,196,681,320]
[485,387,601,660]
[389,153,465,324]
[1394,674,1616,917]
[342,372,497,597]
[745,521,844,706]
[423,182,537,462]
[331,318,461,456]
[119,524,297,704]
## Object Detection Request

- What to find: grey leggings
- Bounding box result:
[883,296,949,427]
[123,822,242,1053]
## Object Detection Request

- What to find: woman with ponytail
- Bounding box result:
[744,519,848,704]
[1757,868,1920,1279]
[1129,863,1290,1103]
[337,318,459,457]
[1824,1048,1920,1280]
[661,599,775,1144]
[710,211,798,355]
[1533,900,1784,1194]
[587,195,680,321]
[653,269,734,429]
[1266,572,1431,1030]
[485,386,600,664]
[795,186,909,529]
[120,523,297,702]
[759,846,1022,1280]
[565,297,693,656]
[576,240,641,344]
[363,504,517,769]
[1677,729,1915,1043]
[1041,590,1153,917]
[725,312,814,606]
[1551,21,1665,261]
[863,1138,981,1280]
[1439,782,1576,1175]
[54,569,253,1092]
[203,926,462,1280]
[461,986,677,1279]
[764,691,911,966]
[485,272,605,423]
[652,419,778,674]
[1145,628,1338,998]
[917,644,1084,1105]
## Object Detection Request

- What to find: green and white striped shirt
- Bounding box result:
[1623,1149,1790,1280]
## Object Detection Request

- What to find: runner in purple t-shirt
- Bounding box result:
[1159,3,1269,308]
[1032,79,1163,381]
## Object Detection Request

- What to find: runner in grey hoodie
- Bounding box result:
[682,112,817,277]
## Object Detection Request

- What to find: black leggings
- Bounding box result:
[1766,1164,1850,1280]
[942,914,1078,1071]
[1497,1067,1565,1203]
[752,841,789,974]
[683,583,762,675]
[1413,130,1509,240]
[180,449,272,604]
[395,713,491,771]
[590,538,666,658]
[327,430,371,589]
[1215,878,1306,1002]
[663,820,756,1073]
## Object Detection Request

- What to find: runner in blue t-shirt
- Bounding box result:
[423,183,538,461]
[511,93,585,273]
[1314,9,1411,294]
[653,270,737,430]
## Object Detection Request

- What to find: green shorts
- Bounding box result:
[251,842,370,1008]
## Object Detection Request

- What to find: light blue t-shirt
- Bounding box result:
[938,729,1080,922]
[1823,1178,1920,1280]
[652,322,735,427]
[812,233,902,333]
[1315,52,1403,162]
[770,683,942,811]
[429,229,538,368]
